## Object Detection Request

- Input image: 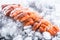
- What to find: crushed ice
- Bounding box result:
[0,0,60,40]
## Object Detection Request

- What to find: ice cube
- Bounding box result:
[28,31,35,37]
[13,35,23,40]
[24,36,32,40]
[24,25,32,30]
[52,37,57,40]
[43,32,51,40]
[24,29,32,34]
[35,32,42,39]
[34,36,38,40]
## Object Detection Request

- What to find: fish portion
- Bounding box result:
[2,4,60,36]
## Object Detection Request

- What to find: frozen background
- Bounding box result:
[0,0,60,40]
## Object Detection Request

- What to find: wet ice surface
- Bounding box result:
[0,0,60,40]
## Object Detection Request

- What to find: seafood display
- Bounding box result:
[2,4,60,36]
